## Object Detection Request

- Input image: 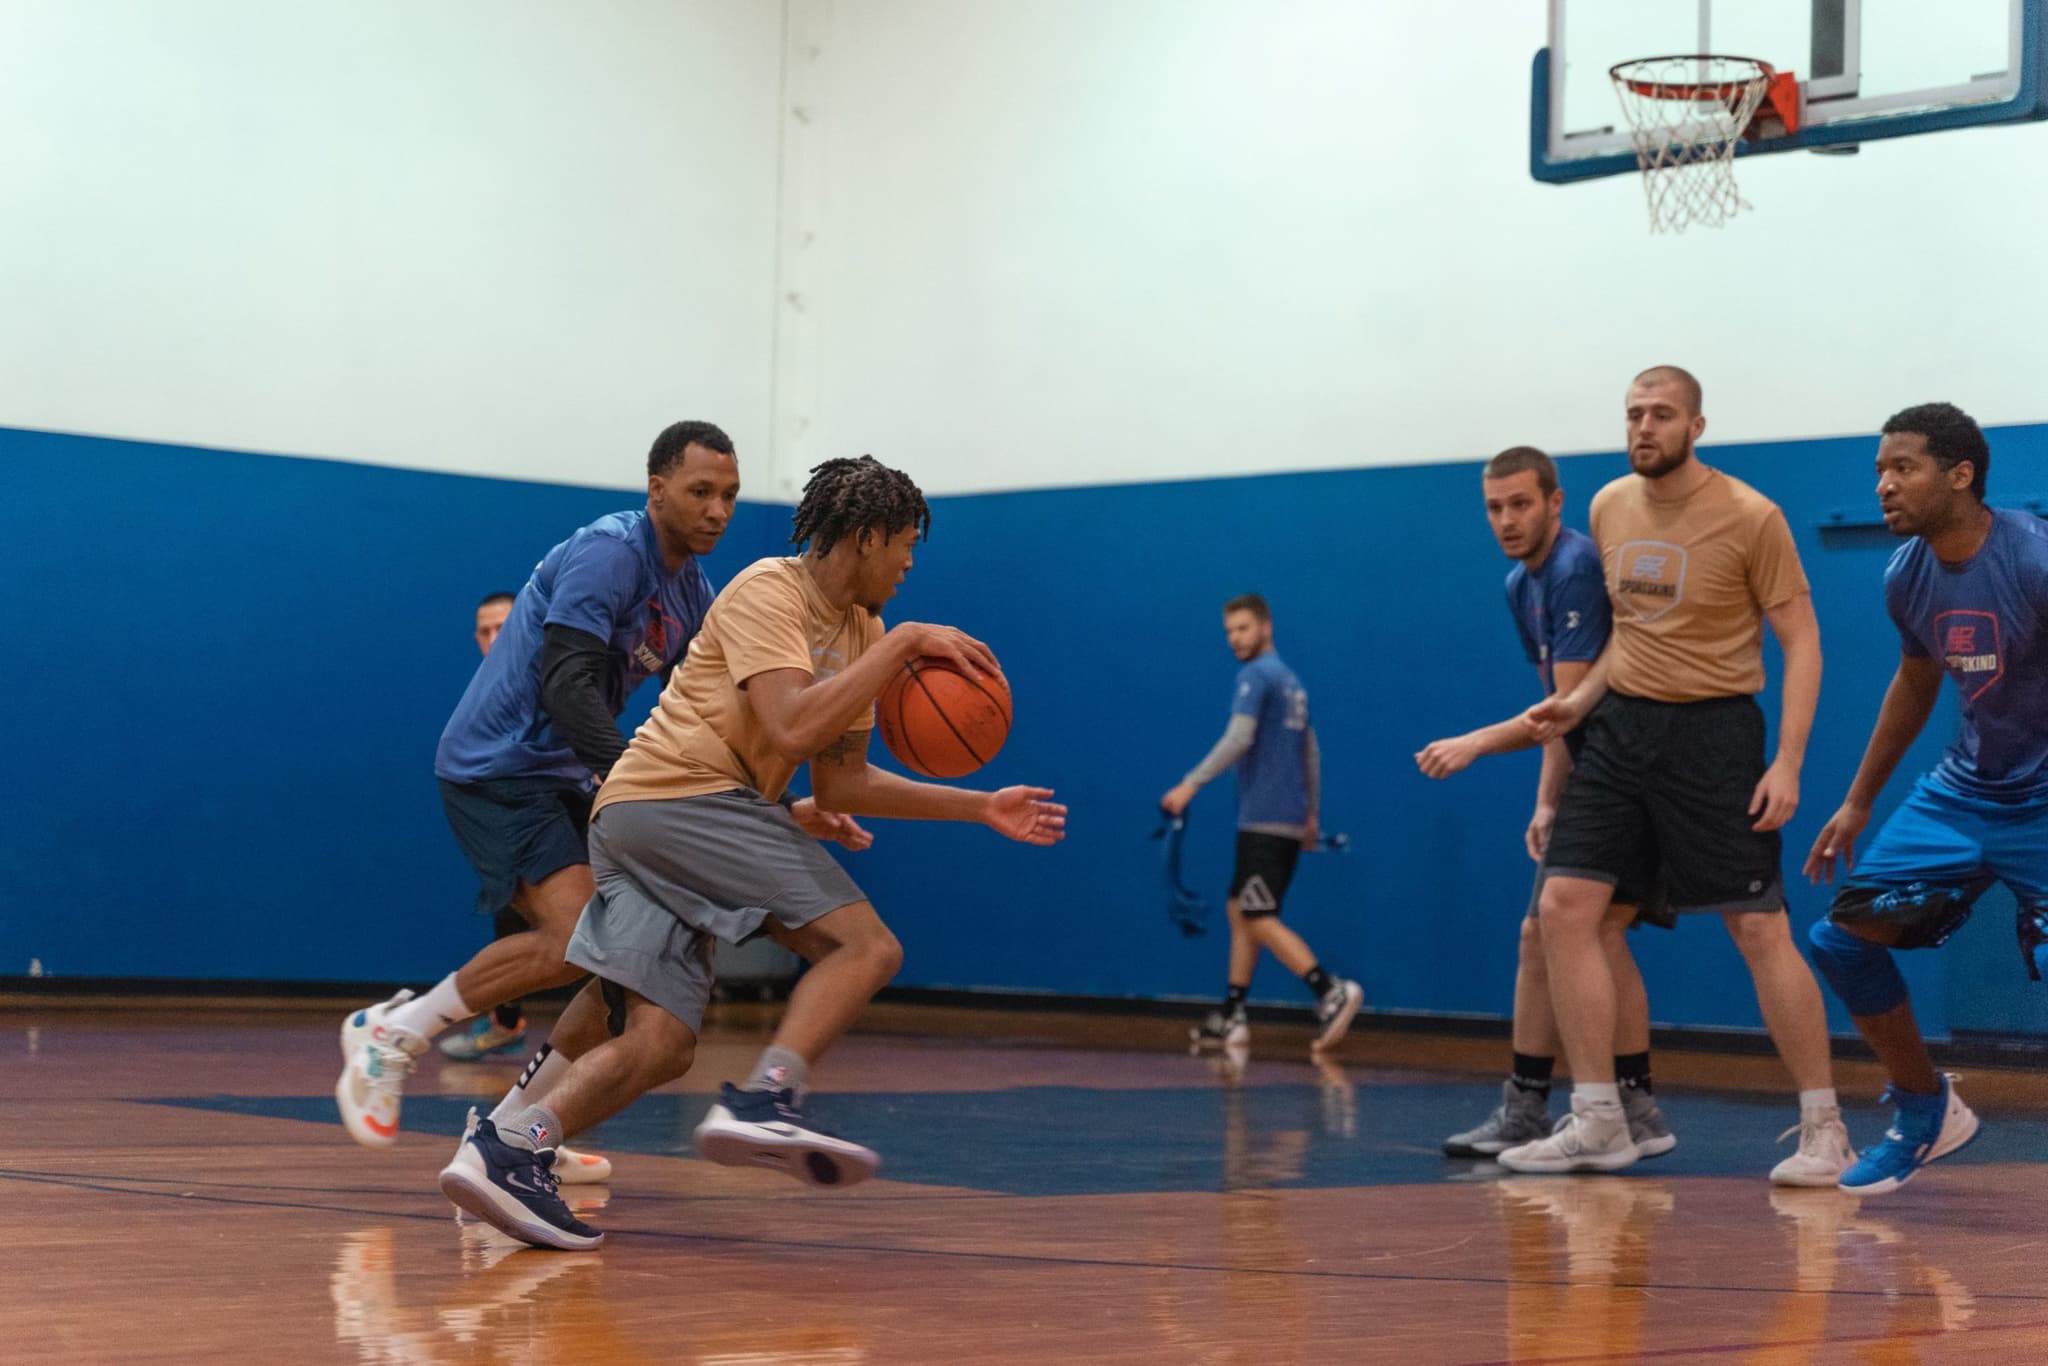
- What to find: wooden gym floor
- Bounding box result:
[5,999,2047,1364]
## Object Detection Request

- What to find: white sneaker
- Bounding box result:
[1311,979,1364,1052]
[551,1146,612,1184]
[1498,1097,1640,1174]
[336,999,428,1149]
[1769,1106,1856,1187]
[339,990,418,1061]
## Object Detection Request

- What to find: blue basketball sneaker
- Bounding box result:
[1838,1074,1980,1196]
[694,1083,880,1188]
[438,1115,603,1251]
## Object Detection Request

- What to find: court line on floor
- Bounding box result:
[1457,1314,2048,1365]
[0,1165,1007,1204]
[5,1164,2044,1309]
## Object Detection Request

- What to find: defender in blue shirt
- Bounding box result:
[337,421,746,1153]
[1805,403,2048,1194]
[1416,446,1672,1162]
[1160,594,1362,1055]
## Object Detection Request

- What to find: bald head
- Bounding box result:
[1632,365,1702,416]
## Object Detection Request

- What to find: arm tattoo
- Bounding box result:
[816,731,864,765]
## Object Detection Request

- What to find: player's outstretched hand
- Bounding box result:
[1523,693,1585,745]
[1415,733,1480,779]
[1749,758,1800,832]
[986,786,1067,846]
[789,797,875,851]
[892,622,1002,683]
[1802,801,1870,884]
[1158,781,1197,817]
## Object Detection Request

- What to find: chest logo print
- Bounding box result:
[1933,609,2003,701]
[1613,540,1688,623]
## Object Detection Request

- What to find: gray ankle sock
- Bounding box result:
[497,1103,564,1152]
[742,1046,809,1098]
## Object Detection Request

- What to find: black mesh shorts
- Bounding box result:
[1230,831,1302,919]
[1542,692,1784,916]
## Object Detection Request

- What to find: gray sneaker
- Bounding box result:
[1623,1085,1677,1157]
[1443,1080,1551,1157]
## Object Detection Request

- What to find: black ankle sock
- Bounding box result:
[1615,1052,1653,1095]
[1510,1052,1555,1094]
[1223,984,1249,1014]
[494,1001,524,1031]
[1302,965,1333,998]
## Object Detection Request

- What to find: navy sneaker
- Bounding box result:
[693,1082,880,1188]
[438,1116,603,1251]
[1839,1074,1980,1196]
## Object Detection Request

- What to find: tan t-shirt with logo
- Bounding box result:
[1590,468,1809,702]
[594,557,883,811]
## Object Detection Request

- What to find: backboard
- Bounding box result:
[1533,0,2048,182]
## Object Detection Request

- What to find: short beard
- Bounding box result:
[1631,439,1691,480]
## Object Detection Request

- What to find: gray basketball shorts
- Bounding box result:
[565,789,868,1031]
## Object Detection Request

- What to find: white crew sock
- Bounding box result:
[491,1044,574,1126]
[385,973,474,1042]
[1573,1082,1623,1109]
[1798,1087,1839,1115]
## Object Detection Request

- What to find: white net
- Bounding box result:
[1609,56,1774,234]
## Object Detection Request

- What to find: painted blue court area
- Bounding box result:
[145,1079,2046,1197]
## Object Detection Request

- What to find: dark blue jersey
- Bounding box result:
[436,510,713,784]
[1885,508,2048,803]
[1506,526,1611,756]
[1229,652,1312,829]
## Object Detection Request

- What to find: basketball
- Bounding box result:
[876,656,1013,779]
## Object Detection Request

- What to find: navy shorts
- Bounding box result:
[439,775,594,919]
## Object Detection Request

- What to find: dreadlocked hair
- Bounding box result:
[789,455,930,556]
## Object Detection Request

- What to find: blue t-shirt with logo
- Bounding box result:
[1229,652,1312,829]
[436,510,715,784]
[1506,526,1611,758]
[1884,508,2048,803]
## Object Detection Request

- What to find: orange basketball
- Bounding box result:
[876,656,1013,779]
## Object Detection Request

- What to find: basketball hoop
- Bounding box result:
[1609,55,1800,233]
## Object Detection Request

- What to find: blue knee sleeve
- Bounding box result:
[1808,920,1910,1017]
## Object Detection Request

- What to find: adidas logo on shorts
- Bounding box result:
[1239,876,1277,914]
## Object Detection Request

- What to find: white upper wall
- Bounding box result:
[0,0,782,491]
[5,3,2042,500]
[780,0,2048,496]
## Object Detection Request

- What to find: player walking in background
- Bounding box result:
[1804,402,2048,1193]
[1417,447,1674,1160]
[438,455,1066,1250]
[443,590,539,1062]
[1505,366,1850,1183]
[1162,595,1362,1056]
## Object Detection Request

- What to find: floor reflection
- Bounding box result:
[329,1220,875,1366]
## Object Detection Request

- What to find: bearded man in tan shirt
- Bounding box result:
[1498,366,1853,1185]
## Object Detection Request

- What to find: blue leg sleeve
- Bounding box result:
[1808,919,1910,1017]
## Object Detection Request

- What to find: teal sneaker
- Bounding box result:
[1838,1074,1979,1196]
[439,1015,529,1061]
